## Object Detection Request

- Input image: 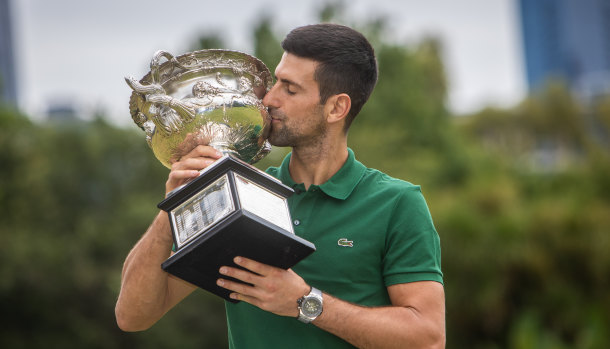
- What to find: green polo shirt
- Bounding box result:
[225,149,442,348]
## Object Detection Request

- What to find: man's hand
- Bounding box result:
[166,145,223,194]
[216,256,445,348]
[216,256,310,317]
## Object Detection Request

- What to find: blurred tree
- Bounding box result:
[348,35,468,186]
[0,109,228,348]
[250,16,291,169]
[446,80,610,348]
[460,81,593,173]
[318,1,342,22]
[253,16,284,72]
[593,95,610,145]
[191,33,225,50]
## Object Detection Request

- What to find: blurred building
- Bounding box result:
[518,0,610,101]
[0,0,18,106]
[46,103,79,123]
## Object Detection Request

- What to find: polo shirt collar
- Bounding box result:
[276,148,366,200]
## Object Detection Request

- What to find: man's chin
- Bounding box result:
[268,133,291,148]
[268,138,290,148]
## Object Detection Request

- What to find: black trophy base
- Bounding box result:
[161,204,315,303]
[158,156,315,302]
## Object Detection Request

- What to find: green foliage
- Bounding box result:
[252,16,284,76]
[191,34,225,51]
[440,83,610,348]
[349,37,468,187]
[0,111,227,348]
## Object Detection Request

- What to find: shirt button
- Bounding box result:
[293,219,301,226]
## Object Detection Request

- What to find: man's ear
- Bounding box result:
[324,93,351,125]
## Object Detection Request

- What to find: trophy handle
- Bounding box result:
[125,76,161,140]
[150,50,189,84]
[125,76,157,145]
[126,50,197,136]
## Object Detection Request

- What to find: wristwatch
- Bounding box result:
[297,287,323,323]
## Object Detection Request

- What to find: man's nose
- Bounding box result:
[262,83,278,108]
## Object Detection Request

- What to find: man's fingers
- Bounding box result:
[216,260,308,317]
[165,169,200,194]
[232,256,273,276]
[171,157,215,171]
[219,265,263,286]
[168,169,200,181]
[215,278,258,305]
[165,146,222,194]
[183,145,223,162]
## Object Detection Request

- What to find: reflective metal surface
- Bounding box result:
[126,49,273,168]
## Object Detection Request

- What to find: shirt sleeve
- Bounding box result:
[382,185,443,286]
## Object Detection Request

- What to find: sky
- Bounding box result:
[10,0,526,125]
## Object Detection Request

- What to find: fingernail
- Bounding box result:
[217,279,224,286]
[216,150,223,157]
[219,267,227,274]
[234,257,242,264]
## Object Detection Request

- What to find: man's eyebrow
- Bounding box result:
[275,76,303,90]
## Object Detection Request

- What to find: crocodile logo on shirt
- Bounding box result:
[337,238,354,247]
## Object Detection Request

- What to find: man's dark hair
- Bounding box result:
[281,23,378,130]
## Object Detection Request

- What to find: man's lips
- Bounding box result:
[269,113,283,123]
[268,109,285,124]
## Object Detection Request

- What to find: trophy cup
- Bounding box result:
[126,49,315,302]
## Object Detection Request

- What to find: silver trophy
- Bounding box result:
[126,49,315,302]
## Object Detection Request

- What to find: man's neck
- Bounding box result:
[288,139,348,191]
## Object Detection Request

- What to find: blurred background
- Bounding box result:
[1,0,609,348]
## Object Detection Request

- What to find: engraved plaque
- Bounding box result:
[171,174,235,249]
[234,174,293,234]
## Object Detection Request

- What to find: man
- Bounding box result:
[116,23,445,348]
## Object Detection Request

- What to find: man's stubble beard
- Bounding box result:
[267,107,327,149]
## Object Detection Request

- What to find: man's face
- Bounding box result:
[262,53,327,148]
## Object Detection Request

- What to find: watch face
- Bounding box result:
[302,298,322,317]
